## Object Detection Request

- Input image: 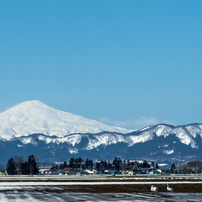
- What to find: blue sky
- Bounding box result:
[0,0,202,129]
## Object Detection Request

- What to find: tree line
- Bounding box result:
[95,158,160,170]
[6,155,38,175]
[58,157,93,170]
[58,157,160,171]
[6,155,202,175]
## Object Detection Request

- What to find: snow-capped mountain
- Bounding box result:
[0,100,131,140]
[1,100,202,164]
[0,122,202,164]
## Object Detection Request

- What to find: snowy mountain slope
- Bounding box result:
[127,124,199,149]
[1,100,202,163]
[0,100,132,140]
[16,123,202,150]
[0,123,202,164]
[1,123,201,164]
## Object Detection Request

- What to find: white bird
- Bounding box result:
[167,184,173,192]
[151,185,158,192]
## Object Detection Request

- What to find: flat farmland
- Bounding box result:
[0,175,202,201]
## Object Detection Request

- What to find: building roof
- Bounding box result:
[108,170,118,172]
[93,168,104,171]
[62,167,74,172]
[39,166,53,169]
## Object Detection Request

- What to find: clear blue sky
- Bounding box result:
[0,0,202,129]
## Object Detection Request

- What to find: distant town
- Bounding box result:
[3,155,202,176]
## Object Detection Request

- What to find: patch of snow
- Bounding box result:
[158,163,168,167]
[69,148,78,154]
[185,125,202,138]
[173,128,197,149]
[38,134,82,146]
[20,137,38,146]
[0,126,16,140]
[155,125,167,136]
[163,144,169,148]
[86,133,128,150]
[128,131,154,146]
[17,144,25,148]
[162,150,174,154]
[139,125,153,131]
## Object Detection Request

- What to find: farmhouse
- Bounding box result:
[38,164,55,175]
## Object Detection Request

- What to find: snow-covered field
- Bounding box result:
[0,175,201,201]
[0,190,202,202]
[0,184,201,202]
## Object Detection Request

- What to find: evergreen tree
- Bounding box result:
[151,161,155,168]
[107,162,112,170]
[95,162,99,169]
[85,159,89,169]
[54,164,58,169]
[78,157,83,163]
[59,163,64,170]
[19,161,29,175]
[99,160,104,169]
[88,160,93,169]
[103,160,107,170]
[171,163,176,170]
[155,163,159,169]
[28,155,38,175]
[68,158,75,168]
[6,157,16,175]
[142,160,150,168]
[126,160,131,169]
[123,160,126,169]
[63,161,67,168]
[112,157,122,170]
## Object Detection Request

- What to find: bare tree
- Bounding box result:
[187,160,202,174]
[180,161,191,174]
[13,156,25,174]
[131,162,138,169]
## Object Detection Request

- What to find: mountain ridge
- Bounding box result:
[1,101,202,164]
[0,122,201,164]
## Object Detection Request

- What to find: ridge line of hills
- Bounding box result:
[0,100,202,165]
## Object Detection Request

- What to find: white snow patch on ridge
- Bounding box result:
[20,137,38,146]
[86,133,128,150]
[163,150,174,154]
[69,148,78,154]
[129,131,153,146]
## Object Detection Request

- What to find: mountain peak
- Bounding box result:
[0,101,132,140]
[12,100,50,109]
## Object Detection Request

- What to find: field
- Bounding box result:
[0,175,202,201]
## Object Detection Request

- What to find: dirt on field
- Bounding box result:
[60,183,202,194]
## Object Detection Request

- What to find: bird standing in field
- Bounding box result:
[167,184,174,192]
[151,185,158,192]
